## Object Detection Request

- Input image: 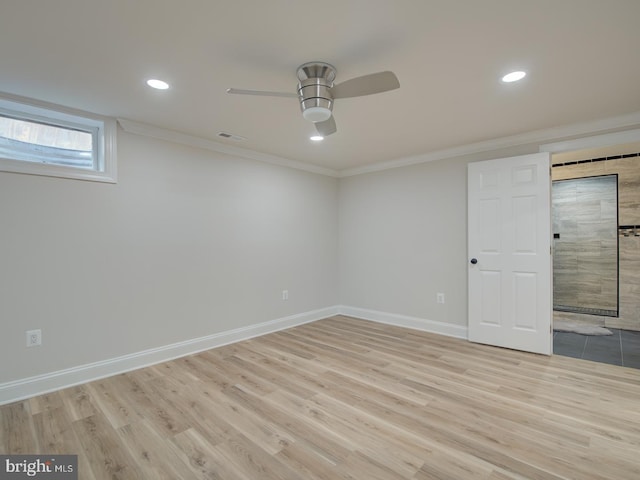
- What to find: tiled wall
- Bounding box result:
[553,153,640,331]
[552,175,617,314]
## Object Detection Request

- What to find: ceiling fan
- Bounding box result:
[227,62,400,137]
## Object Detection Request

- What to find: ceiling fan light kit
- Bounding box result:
[227,61,399,137]
[302,105,332,122]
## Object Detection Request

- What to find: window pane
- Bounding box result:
[0,114,94,168]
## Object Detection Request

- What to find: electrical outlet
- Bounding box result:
[436,293,445,304]
[26,329,42,347]
[282,290,289,301]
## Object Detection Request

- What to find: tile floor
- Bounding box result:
[553,328,640,369]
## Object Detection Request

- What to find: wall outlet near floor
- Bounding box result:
[26,329,42,347]
[282,290,289,301]
[436,293,445,304]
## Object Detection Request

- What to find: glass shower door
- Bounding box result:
[552,175,618,316]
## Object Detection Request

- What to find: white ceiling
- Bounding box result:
[2,0,640,174]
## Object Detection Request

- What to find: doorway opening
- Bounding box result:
[549,140,640,368]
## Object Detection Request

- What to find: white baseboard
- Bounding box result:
[338,305,468,339]
[0,306,339,406]
[0,305,467,406]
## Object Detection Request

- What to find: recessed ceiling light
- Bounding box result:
[146,79,170,90]
[501,71,526,83]
[310,135,324,142]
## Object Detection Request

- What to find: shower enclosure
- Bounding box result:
[552,175,618,316]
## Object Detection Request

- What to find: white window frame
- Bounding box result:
[0,93,117,183]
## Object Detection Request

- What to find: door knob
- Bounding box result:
[470,258,478,264]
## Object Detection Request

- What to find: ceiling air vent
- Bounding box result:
[217,132,246,142]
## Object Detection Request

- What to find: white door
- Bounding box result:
[468,152,552,355]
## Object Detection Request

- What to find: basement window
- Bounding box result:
[0,95,116,183]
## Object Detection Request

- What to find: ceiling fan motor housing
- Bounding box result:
[297,62,336,123]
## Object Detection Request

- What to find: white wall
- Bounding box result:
[0,128,339,385]
[338,144,540,333]
[4,111,637,402]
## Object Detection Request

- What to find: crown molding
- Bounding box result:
[117,118,340,178]
[539,128,640,154]
[118,110,640,179]
[337,110,640,177]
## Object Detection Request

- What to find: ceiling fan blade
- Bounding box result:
[331,71,400,99]
[315,116,337,136]
[226,88,297,98]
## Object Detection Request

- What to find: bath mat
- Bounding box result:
[554,319,613,336]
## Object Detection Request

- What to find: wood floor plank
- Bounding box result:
[211,432,303,480]
[28,391,64,415]
[32,406,79,454]
[192,383,295,456]
[58,385,99,422]
[32,406,96,480]
[225,384,353,466]
[71,412,142,480]
[169,427,248,480]
[0,401,39,454]
[2,315,640,479]
[84,379,143,430]
[275,442,340,480]
[116,419,195,479]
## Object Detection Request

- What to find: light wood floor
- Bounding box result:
[2,316,640,479]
